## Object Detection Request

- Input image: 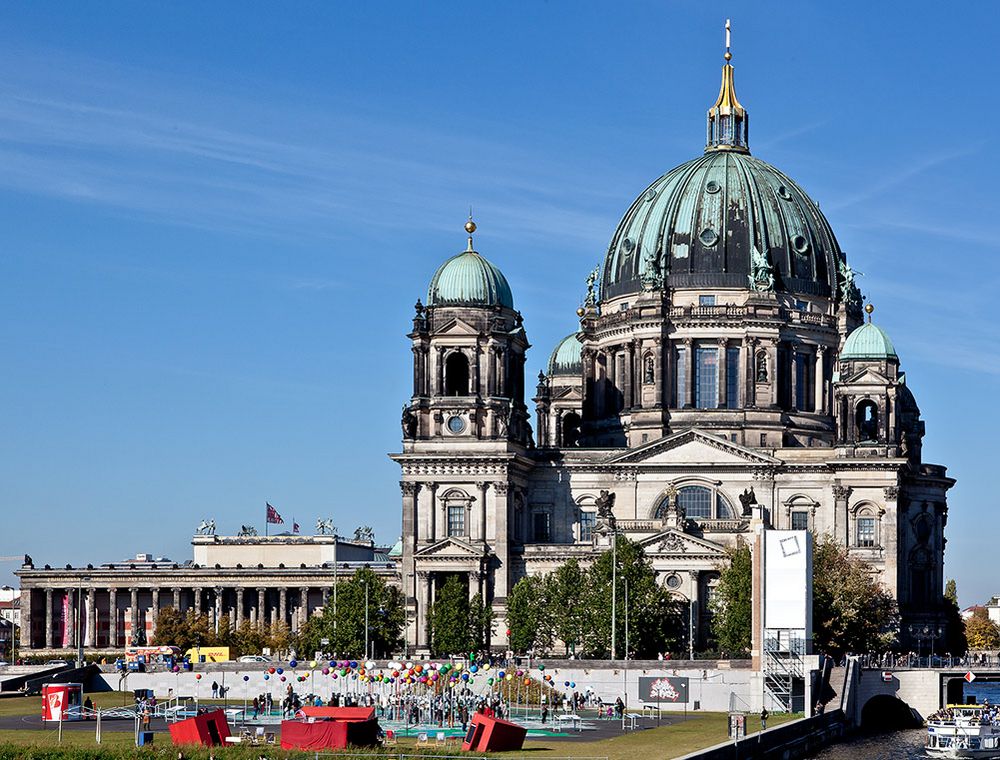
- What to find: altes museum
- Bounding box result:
[393,44,954,652]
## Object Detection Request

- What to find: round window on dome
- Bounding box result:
[665,574,682,590]
[699,228,719,247]
[705,180,721,194]
[792,235,810,253]
[447,415,466,434]
[644,189,656,202]
[622,237,635,253]
[778,185,793,200]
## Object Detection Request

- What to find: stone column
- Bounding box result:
[193,587,203,614]
[684,338,695,408]
[64,589,75,649]
[129,587,139,644]
[469,571,483,601]
[279,588,287,626]
[214,587,223,632]
[833,486,852,547]
[416,572,431,649]
[815,347,826,414]
[477,482,489,543]
[744,338,756,408]
[150,589,159,640]
[473,343,482,395]
[401,482,420,551]
[767,339,779,408]
[172,587,181,610]
[654,339,665,408]
[258,588,266,626]
[790,345,800,410]
[717,338,728,408]
[624,343,635,410]
[428,484,438,542]
[236,588,245,627]
[411,346,421,397]
[299,588,309,628]
[85,588,96,648]
[45,588,54,649]
[19,589,31,648]
[689,571,701,650]
[494,482,510,598]
[108,588,118,648]
[882,487,899,598]
[435,346,445,395]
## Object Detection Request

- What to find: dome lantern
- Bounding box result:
[706,20,749,154]
[426,218,515,309]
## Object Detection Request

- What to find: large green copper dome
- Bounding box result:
[601,151,842,300]
[427,246,514,309]
[600,53,843,301]
[547,333,583,376]
[841,321,897,361]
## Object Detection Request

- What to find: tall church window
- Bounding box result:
[674,346,687,407]
[579,511,595,542]
[532,512,551,543]
[791,511,809,531]
[444,352,470,396]
[694,346,718,409]
[447,506,466,537]
[726,347,740,408]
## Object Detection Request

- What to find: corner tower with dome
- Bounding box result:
[393,35,954,656]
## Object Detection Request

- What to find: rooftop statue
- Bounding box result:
[837,258,864,320]
[748,247,775,292]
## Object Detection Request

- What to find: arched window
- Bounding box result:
[576,496,597,543]
[856,400,879,441]
[444,352,470,396]
[655,485,736,521]
[442,489,471,537]
[853,504,880,548]
[561,412,581,448]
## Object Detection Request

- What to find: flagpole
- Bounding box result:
[265,503,268,537]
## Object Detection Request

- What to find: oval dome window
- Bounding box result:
[792,235,810,253]
[705,180,721,194]
[699,228,719,246]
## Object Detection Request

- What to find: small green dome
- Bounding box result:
[548,333,583,376]
[427,249,514,309]
[841,322,898,361]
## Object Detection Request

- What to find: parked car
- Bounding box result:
[237,655,271,663]
[45,660,69,667]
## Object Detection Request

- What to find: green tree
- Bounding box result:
[306,568,404,658]
[215,614,235,653]
[711,539,753,656]
[548,559,588,655]
[234,620,267,657]
[943,579,967,655]
[813,535,898,656]
[152,607,188,648]
[506,576,552,654]
[965,609,1000,650]
[469,593,494,651]
[582,535,683,658]
[429,574,472,656]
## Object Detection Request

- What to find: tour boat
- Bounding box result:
[927,705,1000,758]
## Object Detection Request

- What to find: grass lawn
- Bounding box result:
[0,693,800,759]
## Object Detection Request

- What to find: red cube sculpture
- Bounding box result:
[461,712,527,752]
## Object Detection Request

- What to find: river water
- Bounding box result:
[805,729,927,759]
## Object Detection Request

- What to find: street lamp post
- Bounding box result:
[364,580,370,662]
[611,531,618,661]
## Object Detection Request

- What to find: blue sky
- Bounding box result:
[1,2,996,606]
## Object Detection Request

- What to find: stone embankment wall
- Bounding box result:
[674,711,847,760]
[96,658,757,713]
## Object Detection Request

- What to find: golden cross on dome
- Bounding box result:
[725,19,732,62]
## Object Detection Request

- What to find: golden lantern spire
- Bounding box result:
[706,19,749,153]
[465,208,477,252]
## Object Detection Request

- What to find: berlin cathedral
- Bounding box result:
[393,40,954,654]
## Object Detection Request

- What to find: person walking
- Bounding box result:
[211,681,219,699]
[760,708,769,731]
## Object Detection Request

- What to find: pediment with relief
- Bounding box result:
[414,536,487,559]
[605,429,780,466]
[636,529,728,558]
[432,318,480,338]
[840,367,891,386]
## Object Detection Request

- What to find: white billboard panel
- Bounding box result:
[763,530,812,635]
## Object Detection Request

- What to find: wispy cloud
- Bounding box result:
[0,57,623,249]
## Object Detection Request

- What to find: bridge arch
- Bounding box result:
[860,694,920,730]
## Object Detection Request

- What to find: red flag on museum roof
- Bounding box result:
[266,502,284,524]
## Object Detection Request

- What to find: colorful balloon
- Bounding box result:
[289,659,297,668]
[243,675,249,682]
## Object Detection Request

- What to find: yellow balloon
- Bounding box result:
[310,661,317,668]
[505,674,512,681]
[483,664,491,671]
